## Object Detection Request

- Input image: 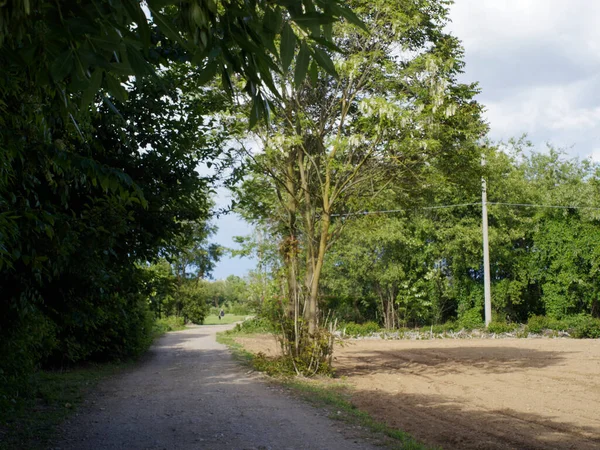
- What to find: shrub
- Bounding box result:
[526,315,550,333]
[232,317,275,334]
[571,316,600,338]
[228,304,253,315]
[458,308,484,330]
[487,321,519,334]
[342,321,381,337]
[154,316,186,335]
[0,310,58,412]
[252,352,296,376]
[428,321,459,334]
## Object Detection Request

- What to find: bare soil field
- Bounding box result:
[235,335,600,450]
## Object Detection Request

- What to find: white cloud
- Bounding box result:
[448,1,600,156]
[484,76,600,136]
[448,0,600,61]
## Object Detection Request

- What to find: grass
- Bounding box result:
[217,329,436,450]
[0,320,184,450]
[203,314,249,325]
[0,362,131,450]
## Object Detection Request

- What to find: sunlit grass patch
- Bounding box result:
[203,314,249,325]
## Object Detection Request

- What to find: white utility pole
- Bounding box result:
[481,155,492,326]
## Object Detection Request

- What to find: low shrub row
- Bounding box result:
[230,317,276,334]
[526,315,600,338]
[337,315,600,338]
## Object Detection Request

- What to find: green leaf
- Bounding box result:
[292,13,336,26]
[294,42,310,88]
[249,98,263,129]
[148,7,187,48]
[309,60,318,85]
[125,44,152,77]
[105,75,127,104]
[312,47,336,77]
[323,22,333,41]
[50,50,74,82]
[81,69,103,109]
[196,61,219,85]
[310,35,343,53]
[280,23,296,74]
[123,0,151,48]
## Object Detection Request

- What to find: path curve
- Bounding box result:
[56,325,381,450]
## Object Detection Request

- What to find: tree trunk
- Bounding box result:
[305,213,330,335]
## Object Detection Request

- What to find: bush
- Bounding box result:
[0,310,58,412]
[487,321,519,334]
[458,308,484,330]
[428,321,459,334]
[154,316,186,335]
[526,315,550,333]
[526,314,600,338]
[571,316,600,338]
[342,321,381,337]
[231,317,275,334]
[228,303,253,315]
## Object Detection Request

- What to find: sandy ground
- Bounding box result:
[235,335,600,450]
[54,325,382,450]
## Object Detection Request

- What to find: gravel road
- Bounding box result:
[56,324,381,450]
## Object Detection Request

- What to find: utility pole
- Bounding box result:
[482,154,492,326]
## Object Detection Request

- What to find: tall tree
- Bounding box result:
[236,0,486,373]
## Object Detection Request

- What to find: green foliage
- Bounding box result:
[179,282,209,325]
[0,312,57,413]
[252,353,298,377]
[486,321,519,334]
[153,316,186,336]
[236,0,486,374]
[318,140,600,331]
[0,61,225,404]
[571,317,600,339]
[526,315,553,333]
[341,321,381,337]
[527,314,600,338]
[427,321,459,334]
[231,317,277,334]
[458,307,484,330]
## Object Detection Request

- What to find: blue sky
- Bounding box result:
[210,0,600,280]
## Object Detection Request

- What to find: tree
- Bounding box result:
[236,0,485,373]
[0,60,225,408]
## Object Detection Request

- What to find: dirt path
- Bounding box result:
[55,325,381,450]
[237,335,600,450]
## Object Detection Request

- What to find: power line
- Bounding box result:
[331,202,600,217]
[488,202,600,210]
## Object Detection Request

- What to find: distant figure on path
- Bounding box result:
[219,309,225,320]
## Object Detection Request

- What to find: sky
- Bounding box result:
[209,0,600,280]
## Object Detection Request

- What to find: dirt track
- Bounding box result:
[55,325,381,450]
[236,335,600,450]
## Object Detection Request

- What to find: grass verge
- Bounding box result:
[216,330,437,450]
